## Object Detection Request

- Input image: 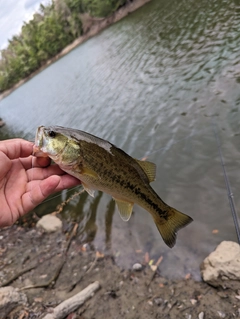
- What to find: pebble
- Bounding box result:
[190,299,197,305]
[198,312,204,319]
[132,263,142,271]
[36,215,62,233]
[217,311,226,318]
[154,297,163,306]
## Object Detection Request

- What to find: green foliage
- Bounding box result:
[0,0,127,92]
[81,0,126,17]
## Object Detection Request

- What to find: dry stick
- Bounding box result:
[147,256,163,287]
[0,254,55,287]
[20,223,78,291]
[42,281,101,319]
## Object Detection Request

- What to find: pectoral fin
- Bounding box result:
[113,198,134,221]
[82,167,99,179]
[82,182,95,197]
[80,167,98,197]
[135,159,156,182]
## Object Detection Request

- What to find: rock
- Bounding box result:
[201,241,240,289]
[36,215,62,232]
[132,263,142,271]
[0,286,27,317]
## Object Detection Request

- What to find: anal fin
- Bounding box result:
[113,197,134,221]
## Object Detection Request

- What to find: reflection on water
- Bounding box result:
[0,0,240,279]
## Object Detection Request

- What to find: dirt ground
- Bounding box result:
[0,223,239,319]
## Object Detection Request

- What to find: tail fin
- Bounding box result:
[153,207,193,248]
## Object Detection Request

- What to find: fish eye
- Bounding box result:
[48,130,56,138]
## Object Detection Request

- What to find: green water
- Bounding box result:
[0,0,240,279]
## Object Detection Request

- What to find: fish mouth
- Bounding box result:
[33,126,49,157]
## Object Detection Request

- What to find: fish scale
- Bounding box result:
[34,125,193,248]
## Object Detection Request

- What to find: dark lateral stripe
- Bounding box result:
[108,173,168,220]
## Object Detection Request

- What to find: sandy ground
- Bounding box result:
[0,223,239,319]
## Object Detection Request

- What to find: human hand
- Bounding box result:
[0,138,80,227]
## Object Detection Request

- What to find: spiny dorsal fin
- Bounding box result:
[135,159,156,183]
[113,197,134,221]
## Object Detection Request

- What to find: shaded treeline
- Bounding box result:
[0,0,126,92]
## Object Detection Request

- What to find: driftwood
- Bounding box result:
[42,281,100,319]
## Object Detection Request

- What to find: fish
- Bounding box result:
[33,125,193,248]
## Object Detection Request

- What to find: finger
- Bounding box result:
[20,156,51,170]
[26,164,69,182]
[36,156,51,167]
[23,175,62,212]
[23,175,81,212]
[0,152,12,179]
[0,139,34,159]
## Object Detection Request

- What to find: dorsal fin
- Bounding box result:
[135,159,156,183]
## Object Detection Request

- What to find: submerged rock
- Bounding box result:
[0,286,27,317]
[201,241,240,289]
[36,215,62,232]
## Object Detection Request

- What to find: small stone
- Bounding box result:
[132,263,142,271]
[190,299,197,305]
[36,215,62,233]
[82,243,90,251]
[198,312,204,319]
[0,286,28,317]
[154,297,163,306]
[147,300,153,306]
[217,311,226,318]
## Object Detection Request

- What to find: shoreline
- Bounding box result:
[0,0,152,102]
[0,224,238,318]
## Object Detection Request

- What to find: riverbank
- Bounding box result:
[0,224,239,318]
[0,0,151,102]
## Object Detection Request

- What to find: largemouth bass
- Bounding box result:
[33,126,192,248]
